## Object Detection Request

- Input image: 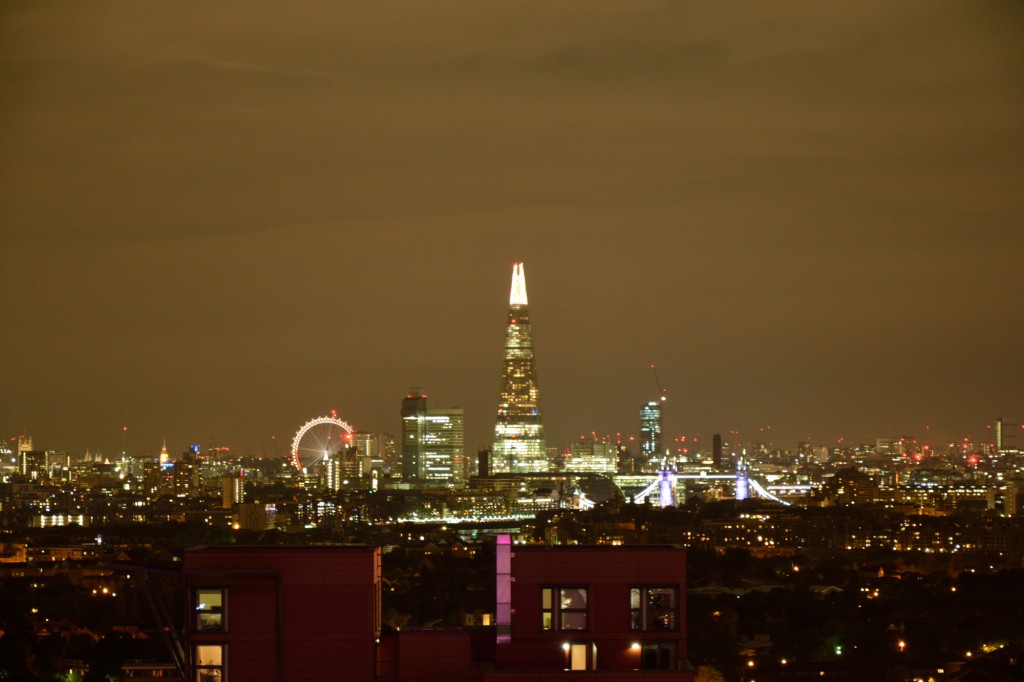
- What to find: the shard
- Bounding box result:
[493,262,547,473]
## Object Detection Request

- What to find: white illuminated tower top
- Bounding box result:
[509,262,528,305]
[493,262,547,473]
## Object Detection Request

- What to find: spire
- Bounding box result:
[494,262,546,473]
[509,262,528,306]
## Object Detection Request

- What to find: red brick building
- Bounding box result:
[183,541,690,682]
[184,545,381,681]
[489,539,692,681]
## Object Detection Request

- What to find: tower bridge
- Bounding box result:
[607,467,795,509]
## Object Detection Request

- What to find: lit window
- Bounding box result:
[541,586,588,630]
[195,644,224,681]
[195,589,226,631]
[630,586,677,631]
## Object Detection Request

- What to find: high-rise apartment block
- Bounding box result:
[221,475,244,509]
[493,263,547,473]
[401,389,465,486]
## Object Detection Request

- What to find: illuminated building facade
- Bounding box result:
[493,262,547,473]
[422,409,465,485]
[401,388,465,485]
[565,438,617,473]
[640,400,664,465]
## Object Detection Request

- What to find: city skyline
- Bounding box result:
[2,2,1022,458]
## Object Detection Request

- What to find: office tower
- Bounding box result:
[493,263,547,473]
[640,401,664,464]
[401,388,465,485]
[875,438,902,461]
[159,439,170,466]
[996,417,1018,455]
[712,434,723,469]
[423,409,465,485]
[324,451,352,491]
[565,437,617,473]
[352,432,382,475]
[401,389,428,479]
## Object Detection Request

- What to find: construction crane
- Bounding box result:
[650,364,667,402]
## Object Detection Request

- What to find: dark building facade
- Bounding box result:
[492,539,692,681]
[182,542,690,681]
[401,388,428,479]
[184,545,381,681]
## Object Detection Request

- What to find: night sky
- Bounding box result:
[2,1,1022,458]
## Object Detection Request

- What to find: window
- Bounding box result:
[640,641,676,670]
[195,589,225,631]
[541,586,588,630]
[630,586,677,631]
[194,644,224,681]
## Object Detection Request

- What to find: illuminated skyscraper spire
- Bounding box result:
[493,262,547,473]
[510,262,528,305]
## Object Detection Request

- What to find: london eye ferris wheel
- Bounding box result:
[290,413,354,471]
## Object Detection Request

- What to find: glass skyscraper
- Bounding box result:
[401,388,465,485]
[640,400,664,465]
[493,263,547,473]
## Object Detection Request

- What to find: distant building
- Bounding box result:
[221,475,244,509]
[234,503,277,531]
[173,446,201,498]
[640,400,664,464]
[493,263,547,473]
[422,409,465,485]
[18,450,46,480]
[826,468,879,505]
[478,447,492,477]
[401,389,428,479]
[564,438,617,474]
[352,431,384,475]
[401,388,465,486]
[712,434,723,470]
[997,417,1018,457]
[1004,486,1023,516]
